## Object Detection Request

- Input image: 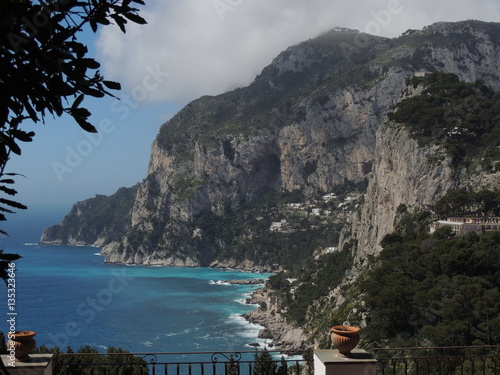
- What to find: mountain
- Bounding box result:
[41,20,500,271]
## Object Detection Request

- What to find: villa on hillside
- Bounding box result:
[430,217,500,236]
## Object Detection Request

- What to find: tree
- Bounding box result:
[253,350,277,375]
[361,228,500,348]
[434,188,500,217]
[50,345,147,375]
[0,0,147,281]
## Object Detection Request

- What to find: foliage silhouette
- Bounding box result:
[0,0,146,282]
[34,345,148,375]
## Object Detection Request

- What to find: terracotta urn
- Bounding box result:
[7,331,36,362]
[330,325,360,356]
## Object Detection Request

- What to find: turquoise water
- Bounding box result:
[0,241,271,353]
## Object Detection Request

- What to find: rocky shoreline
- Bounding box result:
[212,276,308,351]
[242,287,308,352]
[224,278,266,285]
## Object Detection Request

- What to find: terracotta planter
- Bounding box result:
[7,331,36,362]
[330,325,360,356]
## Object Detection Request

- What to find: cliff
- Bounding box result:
[344,124,458,265]
[342,76,500,266]
[40,185,138,246]
[41,20,500,270]
[243,288,308,351]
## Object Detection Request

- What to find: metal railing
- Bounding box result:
[368,345,500,375]
[52,346,500,375]
[54,350,313,375]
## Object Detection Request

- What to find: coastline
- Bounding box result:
[35,242,302,351]
[8,244,280,352]
[38,240,278,274]
[242,287,308,352]
[217,278,308,352]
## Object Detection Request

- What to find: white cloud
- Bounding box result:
[95,0,500,103]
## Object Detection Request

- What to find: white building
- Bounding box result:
[430,217,500,236]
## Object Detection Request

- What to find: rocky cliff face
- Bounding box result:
[42,21,500,269]
[343,123,500,266]
[344,125,457,265]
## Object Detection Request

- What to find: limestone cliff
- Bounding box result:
[41,20,500,270]
[343,124,500,266]
[342,88,500,265]
[343,124,458,265]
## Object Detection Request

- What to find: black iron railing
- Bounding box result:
[52,346,500,375]
[54,350,313,375]
[368,345,500,375]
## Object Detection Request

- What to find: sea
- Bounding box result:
[0,235,272,354]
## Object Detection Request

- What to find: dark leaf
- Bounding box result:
[0,207,15,214]
[65,41,88,58]
[0,179,15,185]
[10,129,35,143]
[0,198,27,210]
[48,77,75,96]
[81,58,101,69]
[10,116,26,129]
[71,107,92,119]
[50,13,66,24]
[0,253,21,261]
[72,94,85,109]
[23,100,39,122]
[96,15,111,26]
[112,14,127,33]
[0,186,18,196]
[102,81,121,90]
[90,19,98,33]
[0,134,22,155]
[48,94,64,117]
[81,86,105,98]
[74,116,97,133]
[123,12,147,25]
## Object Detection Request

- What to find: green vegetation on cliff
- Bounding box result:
[258,71,500,349]
[190,190,348,271]
[359,211,500,348]
[388,72,500,169]
[40,185,138,244]
[270,247,353,326]
[280,206,500,350]
[435,188,500,216]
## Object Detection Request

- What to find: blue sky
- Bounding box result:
[3,0,500,242]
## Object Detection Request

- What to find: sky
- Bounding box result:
[3,0,500,241]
